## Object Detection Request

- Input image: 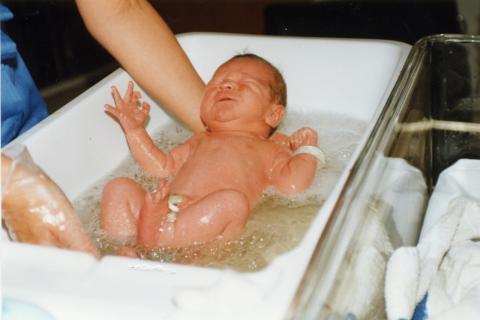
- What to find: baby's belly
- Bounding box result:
[169,156,266,203]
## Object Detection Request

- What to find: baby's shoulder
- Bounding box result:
[264,138,291,158]
[186,132,207,145]
[269,132,290,147]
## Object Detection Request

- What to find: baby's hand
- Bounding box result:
[143,189,165,215]
[289,127,318,150]
[104,81,151,132]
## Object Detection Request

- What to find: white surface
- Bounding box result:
[2,33,410,320]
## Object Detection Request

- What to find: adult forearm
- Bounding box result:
[76,0,205,132]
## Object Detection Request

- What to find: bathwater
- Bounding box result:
[73,112,365,272]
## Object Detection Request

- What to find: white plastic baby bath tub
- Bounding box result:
[1,33,410,320]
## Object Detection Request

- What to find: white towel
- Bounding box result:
[385,159,480,320]
[426,200,480,320]
[416,198,468,302]
[428,240,480,320]
[386,198,480,320]
[385,247,419,320]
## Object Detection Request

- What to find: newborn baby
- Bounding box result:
[102,54,320,249]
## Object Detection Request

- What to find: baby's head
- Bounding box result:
[228,54,287,107]
[200,54,287,137]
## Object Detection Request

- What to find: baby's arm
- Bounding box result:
[270,128,319,194]
[105,82,190,177]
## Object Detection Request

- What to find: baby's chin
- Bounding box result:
[201,115,234,131]
[211,105,237,122]
[213,112,236,123]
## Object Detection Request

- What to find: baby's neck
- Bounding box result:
[206,129,268,140]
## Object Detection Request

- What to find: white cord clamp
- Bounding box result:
[167,194,183,213]
[293,145,326,167]
[166,212,177,222]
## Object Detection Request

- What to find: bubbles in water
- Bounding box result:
[73,114,365,272]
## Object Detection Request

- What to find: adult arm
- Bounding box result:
[76,0,205,132]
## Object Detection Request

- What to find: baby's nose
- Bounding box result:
[219,79,236,90]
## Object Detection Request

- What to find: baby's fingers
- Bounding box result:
[289,131,303,148]
[140,101,151,116]
[144,191,164,210]
[156,179,169,199]
[290,128,318,148]
[131,90,142,104]
[111,86,124,107]
[104,104,120,118]
[152,190,165,204]
[301,128,318,145]
[123,81,134,101]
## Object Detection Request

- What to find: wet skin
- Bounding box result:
[102,58,318,249]
[1,155,99,257]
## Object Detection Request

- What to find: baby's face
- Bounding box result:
[200,58,279,131]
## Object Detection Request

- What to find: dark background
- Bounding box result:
[1,0,478,113]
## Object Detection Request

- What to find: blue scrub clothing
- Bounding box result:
[1,4,48,146]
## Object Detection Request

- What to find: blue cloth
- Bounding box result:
[412,293,428,320]
[1,4,48,146]
[2,297,55,320]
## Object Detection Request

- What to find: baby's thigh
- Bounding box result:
[176,189,250,242]
[101,177,145,219]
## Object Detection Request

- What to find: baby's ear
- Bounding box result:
[265,104,285,128]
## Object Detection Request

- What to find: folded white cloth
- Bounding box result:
[375,158,427,246]
[385,247,420,319]
[385,159,480,320]
[427,240,480,319]
[326,197,394,318]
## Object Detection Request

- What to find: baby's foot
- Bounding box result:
[118,246,138,258]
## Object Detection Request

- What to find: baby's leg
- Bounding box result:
[136,190,170,247]
[138,189,250,248]
[101,177,145,243]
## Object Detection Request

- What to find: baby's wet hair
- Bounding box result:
[228,53,287,107]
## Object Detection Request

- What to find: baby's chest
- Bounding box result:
[189,138,273,173]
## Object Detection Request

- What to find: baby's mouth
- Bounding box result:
[217,98,234,105]
[216,94,236,103]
